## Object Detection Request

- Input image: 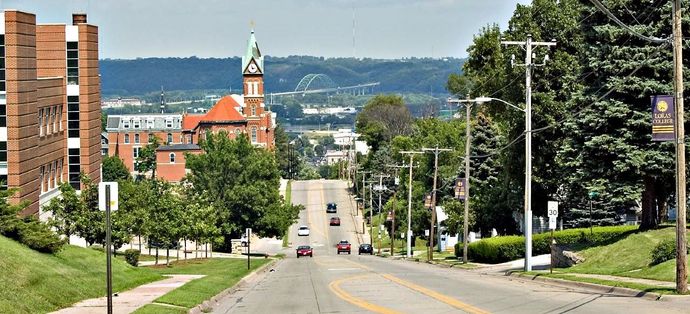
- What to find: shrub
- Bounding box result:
[455,225,638,263]
[16,217,66,254]
[124,249,141,267]
[651,239,676,265]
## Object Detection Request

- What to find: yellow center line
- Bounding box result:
[381,273,491,314]
[328,274,402,314]
[320,181,330,245]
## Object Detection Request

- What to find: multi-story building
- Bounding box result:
[106,29,276,182]
[0,11,101,216]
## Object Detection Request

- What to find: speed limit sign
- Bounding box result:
[547,201,558,230]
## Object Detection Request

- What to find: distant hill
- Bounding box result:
[99,56,464,97]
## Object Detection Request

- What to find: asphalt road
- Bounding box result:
[212,180,690,314]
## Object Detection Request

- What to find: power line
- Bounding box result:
[589,0,669,44]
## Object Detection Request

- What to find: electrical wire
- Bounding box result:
[588,0,669,44]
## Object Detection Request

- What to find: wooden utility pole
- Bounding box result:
[673,0,687,294]
[387,163,411,256]
[373,174,390,255]
[422,147,452,261]
[400,151,423,258]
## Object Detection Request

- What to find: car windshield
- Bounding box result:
[339,241,348,244]
[299,226,308,230]
[297,246,310,250]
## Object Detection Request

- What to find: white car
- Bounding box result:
[297,225,310,236]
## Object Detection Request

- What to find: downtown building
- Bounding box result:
[106,30,276,182]
[0,11,101,216]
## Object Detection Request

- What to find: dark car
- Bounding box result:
[326,202,337,213]
[296,245,313,258]
[330,217,341,226]
[359,243,373,255]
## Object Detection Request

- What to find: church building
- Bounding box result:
[106,30,276,182]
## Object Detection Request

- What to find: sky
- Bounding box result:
[2,0,530,60]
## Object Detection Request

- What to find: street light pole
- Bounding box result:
[400,151,423,258]
[422,146,452,261]
[501,35,555,272]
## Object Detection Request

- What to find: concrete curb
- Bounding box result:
[188,258,281,314]
[507,272,664,301]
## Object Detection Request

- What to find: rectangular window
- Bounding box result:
[123,120,130,128]
[44,109,49,135]
[57,160,62,184]
[133,147,140,159]
[133,119,140,129]
[49,162,54,189]
[39,165,44,193]
[52,106,57,133]
[124,134,130,144]
[134,133,140,144]
[66,41,79,85]
[147,119,155,129]
[38,109,43,136]
[166,119,173,128]
[58,107,63,131]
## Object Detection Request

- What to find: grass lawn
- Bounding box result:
[523,272,676,295]
[559,227,686,282]
[368,214,428,254]
[135,304,188,314]
[114,253,157,263]
[134,257,272,312]
[0,235,162,314]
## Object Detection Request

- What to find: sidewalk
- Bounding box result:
[560,273,676,289]
[51,275,204,314]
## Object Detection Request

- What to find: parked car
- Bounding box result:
[337,240,351,254]
[358,243,373,255]
[326,202,337,213]
[297,225,310,236]
[330,217,341,226]
[296,245,313,258]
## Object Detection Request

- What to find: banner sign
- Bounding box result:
[454,178,466,200]
[652,95,675,141]
[424,193,433,209]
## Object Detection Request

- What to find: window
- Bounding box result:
[251,105,256,116]
[235,128,241,135]
[124,134,130,144]
[50,162,55,189]
[49,107,54,134]
[186,134,192,144]
[167,133,173,144]
[147,119,154,129]
[133,119,140,129]
[44,109,49,134]
[123,119,130,128]
[66,41,79,85]
[57,160,62,183]
[58,107,63,131]
[133,147,140,159]
[166,119,173,128]
[134,133,140,144]
[39,165,44,193]
[38,109,44,136]
[251,126,258,143]
[169,153,176,163]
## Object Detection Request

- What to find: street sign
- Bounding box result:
[98,182,118,212]
[454,178,466,200]
[547,201,558,230]
[651,95,675,141]
[424,229,430,237]
[424,193,433,208]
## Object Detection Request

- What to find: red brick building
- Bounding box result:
[0,11,102,216]
[107,30,275,182]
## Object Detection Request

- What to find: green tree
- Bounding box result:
[44,183,82,244]
[102,155,131,182]
[185,131,300,252]
[144,180,182,264]
[135,135,161,179]
[74,174,105,246]
[355,94,413,152]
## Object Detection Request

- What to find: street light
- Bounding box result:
[447,96,525,266]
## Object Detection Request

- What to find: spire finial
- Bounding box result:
[250,20,255,32]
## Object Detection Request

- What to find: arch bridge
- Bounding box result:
[268,73,380,104]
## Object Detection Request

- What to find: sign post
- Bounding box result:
[547,201,558,274]
[246,228,252,270]
[99,182,119,314]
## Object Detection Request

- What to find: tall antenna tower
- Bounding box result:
[352,1,356,59]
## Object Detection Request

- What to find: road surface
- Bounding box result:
[212,180,690,313]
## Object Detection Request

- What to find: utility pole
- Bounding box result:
[501,35,555,272]
[422,146,452,261]
[373,174,390,255]
[400,150,423,258]
[387,163,410,256]
[673,0,687,294]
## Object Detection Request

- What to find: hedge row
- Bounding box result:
[455,225,638,264]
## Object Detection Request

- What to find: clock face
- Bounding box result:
[247,63,258,73]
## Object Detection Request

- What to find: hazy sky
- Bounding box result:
[3,0,530,59]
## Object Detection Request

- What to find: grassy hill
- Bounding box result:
[0,235,162,313]
[562,226,681,282]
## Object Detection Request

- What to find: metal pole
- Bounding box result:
[589,199,593,235]
[105,185,113,314]
[391,196,396,255]
[407,154,413,258]
[370,183,374,246]
[673,0,687,294]
[430,148,438,261]
[378,174,383,255]
[463,103,471,264]
[247,229,251,270]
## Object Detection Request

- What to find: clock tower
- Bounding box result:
[242,29,264,117]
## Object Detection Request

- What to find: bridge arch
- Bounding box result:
[294,74,337,93]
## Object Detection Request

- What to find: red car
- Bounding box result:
[336,240,351,254]
[330,217,341,226]
[296,245,313,258]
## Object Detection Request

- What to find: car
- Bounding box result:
[329,217,341,226]
[296,245,313,258]
[297,225,310,236]
[336,240,351,254]
[326,202,337,213]
[358,243,373,255]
